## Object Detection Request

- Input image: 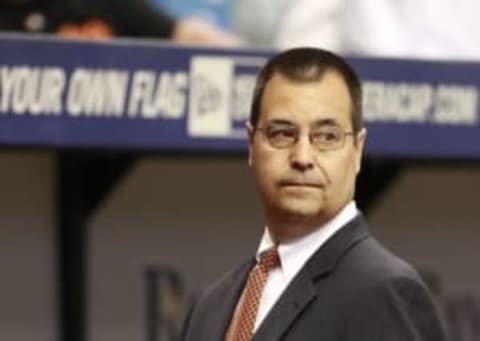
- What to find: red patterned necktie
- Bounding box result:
[225,246,280,341]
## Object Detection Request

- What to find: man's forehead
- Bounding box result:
[259,72,352,127]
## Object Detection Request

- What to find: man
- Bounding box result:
[181,47,446,340]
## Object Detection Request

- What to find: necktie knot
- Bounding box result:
[258,246,280,271]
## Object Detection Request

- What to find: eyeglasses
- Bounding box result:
[254,123,355,151]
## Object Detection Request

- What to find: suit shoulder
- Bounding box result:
[338,238,446,340]
[189,257,253,314]
[338,236,424,287]
[202,257,252,297]
[181,258,254,340]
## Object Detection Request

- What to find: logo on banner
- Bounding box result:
[191,75,222,118]
[188,55,265,138]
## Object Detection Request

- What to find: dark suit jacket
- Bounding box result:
[181,215,447,341]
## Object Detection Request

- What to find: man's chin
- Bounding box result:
[275,203,326,222]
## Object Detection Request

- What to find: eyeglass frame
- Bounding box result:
[249,121,357,151]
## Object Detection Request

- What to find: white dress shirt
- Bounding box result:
[253,201,359,331]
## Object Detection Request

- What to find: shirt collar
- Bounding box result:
[256,201,359,282]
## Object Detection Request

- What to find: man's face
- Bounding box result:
[248,71,366,236]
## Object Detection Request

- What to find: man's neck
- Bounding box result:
[266,213,330,244]
[265,202,357,244]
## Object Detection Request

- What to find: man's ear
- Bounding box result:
[355,128,367,174]
[246,121,255,166]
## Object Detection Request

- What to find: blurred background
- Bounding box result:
[1,1,479,341]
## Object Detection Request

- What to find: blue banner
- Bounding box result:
[0,34,479,159]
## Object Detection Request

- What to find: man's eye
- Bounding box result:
[313,130,340,143]
[268,128,296,138]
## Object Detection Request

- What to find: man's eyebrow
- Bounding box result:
[267,119,295,126]
[311,118,340,127]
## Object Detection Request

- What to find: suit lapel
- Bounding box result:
[252,268,317,341]
[307,215,369,279]
[207,258,255,341]
[252,215,370,340]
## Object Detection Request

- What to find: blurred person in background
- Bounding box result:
[272,0,480,61]
[273,0,342,52]
[230,0,289,48]
[341,0,480,60]
[418,267,480,341]
[446,293,480,341]
[0,0,241,45]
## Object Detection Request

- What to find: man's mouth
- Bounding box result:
[278,180,323,188]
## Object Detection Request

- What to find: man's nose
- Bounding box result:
[290,135,315,171]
